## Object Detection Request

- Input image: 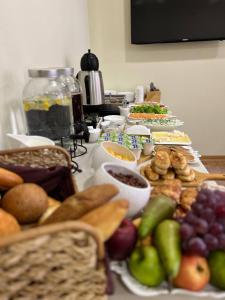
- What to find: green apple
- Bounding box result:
[128,246,165,287]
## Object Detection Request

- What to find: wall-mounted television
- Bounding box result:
[131,0,225,44]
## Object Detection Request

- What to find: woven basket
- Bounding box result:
[0,221,107,300]
[0,145,77,198]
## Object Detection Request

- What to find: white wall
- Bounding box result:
[0,0,89,149]
[88,0,225,155]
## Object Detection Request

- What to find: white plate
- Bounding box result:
[104,115,125,125]
[111,261,225,298]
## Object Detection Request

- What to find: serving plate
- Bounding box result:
[143,119,184,131]
[152,131,192,146]
[111,261,225,298]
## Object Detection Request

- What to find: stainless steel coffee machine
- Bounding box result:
[77,50,119,121]
[77,49,104,105]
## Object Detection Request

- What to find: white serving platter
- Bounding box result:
[111,261,225,298]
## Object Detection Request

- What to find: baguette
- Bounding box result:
[0,167,23,190]
[80,199,129,242]
[42,184,119,225]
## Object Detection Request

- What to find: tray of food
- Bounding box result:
[130,103,169,115]
[152,130,192,145]
[143,118,184,131]
[139,149,225,187]
[107,181,225,298]
[154,145,200,164]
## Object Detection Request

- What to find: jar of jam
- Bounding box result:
[23,68,72,141]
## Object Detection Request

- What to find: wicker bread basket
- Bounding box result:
[0,221,107,300]
[0,145,78,198]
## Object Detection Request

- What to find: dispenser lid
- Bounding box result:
[80,49,99,71]
[28,67,74,78]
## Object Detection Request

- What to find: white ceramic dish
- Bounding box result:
[6,133,55,148]
[111,261,225,298]
[125,125,150,136]
[104,115,125,125]
[91,162,151,217]
[92,141,137,170]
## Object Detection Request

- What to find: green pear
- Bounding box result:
[128,246,165,287]
[208,251,225,290]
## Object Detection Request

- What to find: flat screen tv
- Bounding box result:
[131,0,225,44]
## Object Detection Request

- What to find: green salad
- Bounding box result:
[131,104,168,114]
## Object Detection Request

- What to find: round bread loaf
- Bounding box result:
[2,183,48,224]
[0,208,21,236]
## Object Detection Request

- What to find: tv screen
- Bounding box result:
[131,0,225,44]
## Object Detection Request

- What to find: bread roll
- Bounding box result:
[0,208,21,236]
[80,199,129,242]
[2,183,48,224]
[43,184,119,225]
[0,167,23,190]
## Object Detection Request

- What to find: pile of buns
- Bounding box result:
[144,150,196,182]
[0,167,129,242]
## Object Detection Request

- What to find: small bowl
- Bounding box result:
[92,162,151,217]
[92,141,137,170]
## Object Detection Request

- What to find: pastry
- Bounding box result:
[162,169,175,180]
[0,167,23,190]
[43,184,119,225]
[151,179,182,203]
[154,151,170,170]
[0,208,21,236]
[174,206,186,218]
[178,169,196,182]
[80,199,129,242]
[145,165,159,181]
[170,151,187,170]
[1,183,48,224]
[180,188,198,210]
[152,163,168,175]
[175,165,191,176]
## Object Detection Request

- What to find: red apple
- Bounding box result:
[173,255,210,291]
[106,219,137,260]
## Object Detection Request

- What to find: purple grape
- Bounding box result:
[209,223,224,236]
[214,190,225,202]
[204,233,219,251]
[196,190,208,203]
[200,208,215,224]
[195,218,208,235]
[185,212,198,225]
[187,237,208,257]
[180,223,195,240]
[191,203,204,216]
[218,234,225,250]
[215,203,225,218]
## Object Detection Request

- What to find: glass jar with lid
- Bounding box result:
[57,68,84,124]
[23,68,72,141]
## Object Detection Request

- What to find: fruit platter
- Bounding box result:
[107,181,225,298]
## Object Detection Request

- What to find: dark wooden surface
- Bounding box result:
[201,155,225,186]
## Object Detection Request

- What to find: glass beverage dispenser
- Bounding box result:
[23,68,72,141]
